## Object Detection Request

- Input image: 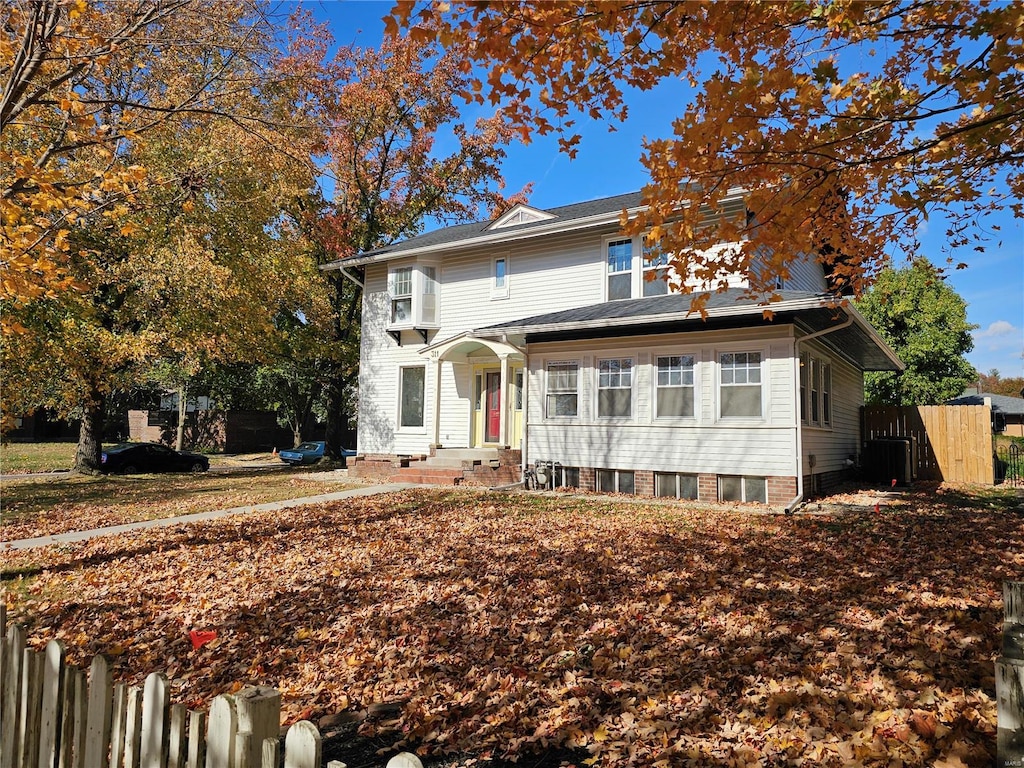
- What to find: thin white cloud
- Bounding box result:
[974,319,1017,339]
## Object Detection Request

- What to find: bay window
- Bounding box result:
[388,262,440,328]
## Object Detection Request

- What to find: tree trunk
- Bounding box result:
[323,372,354,466]
[292,424,302,448]
[175,385,187,451]
[74,388,106,474]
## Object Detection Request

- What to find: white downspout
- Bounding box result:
[785,313,855,514]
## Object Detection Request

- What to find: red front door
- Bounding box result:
[485,372,501,443]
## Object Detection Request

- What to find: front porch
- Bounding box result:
[348,447,523,487]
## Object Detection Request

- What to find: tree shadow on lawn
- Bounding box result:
[6,488,1020,766]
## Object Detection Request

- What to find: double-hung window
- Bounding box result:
[720,351,763,419]
[607,239,633,300]
[390,267,413,324]
[642,240,670,296]
[546,362,578,418]
[491,256,509,299]
[655,355,695,418]
[597,358,633,418]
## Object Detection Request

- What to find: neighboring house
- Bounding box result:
[946,392,1024,437]
[326,190,902,507]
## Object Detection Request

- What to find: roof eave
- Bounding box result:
[473,295,831,337]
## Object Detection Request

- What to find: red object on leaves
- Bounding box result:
[190,630,217,650]
[874,503,881,514]
[891,478,898,488]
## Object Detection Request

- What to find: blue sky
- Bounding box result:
[313,0,1023,380]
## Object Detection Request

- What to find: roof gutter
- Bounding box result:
[784,312,855,515]
[336,266,364,289]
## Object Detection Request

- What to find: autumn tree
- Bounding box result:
[306,33,525,458]
[855,258,975,405]
[978,370,1024,398]
[391,1,1023,304]
[1,1,324,471]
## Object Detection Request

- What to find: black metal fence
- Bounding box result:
[996,440,1023,485]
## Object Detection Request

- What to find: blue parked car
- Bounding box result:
[278,442,356,465]
[279,441,326,465]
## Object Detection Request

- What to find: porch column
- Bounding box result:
[498,353,510,447]
[431,353,442,447]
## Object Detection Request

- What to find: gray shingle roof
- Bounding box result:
[474,288,903,372]
[946,392,1024,416]
[339,191,645,263]
[478,288,820,330]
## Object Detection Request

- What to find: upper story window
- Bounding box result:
[607,239,633,300]
[655,354,695,418]
[388,262,440,328]
[719,351,763,419]
[545,361,578,418]
[597,358,633,418]
[642,241,670,296]
[605,235,672,301]
[491,255,509,299]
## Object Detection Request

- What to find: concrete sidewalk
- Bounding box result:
[1,483,422,551]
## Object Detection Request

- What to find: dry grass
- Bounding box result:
[0,468,357,539]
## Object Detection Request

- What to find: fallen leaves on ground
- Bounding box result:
[0,471,352,540]
[4,485,1020,767]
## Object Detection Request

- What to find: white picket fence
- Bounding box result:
[0,612,422,768]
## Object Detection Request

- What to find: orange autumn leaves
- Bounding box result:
[5,486,1020,767]
[391,1,1024,304]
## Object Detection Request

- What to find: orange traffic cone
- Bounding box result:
[272,447,278,456]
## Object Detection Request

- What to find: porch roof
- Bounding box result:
[474,289,903,372]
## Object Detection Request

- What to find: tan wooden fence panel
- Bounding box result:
[862,404,994,484]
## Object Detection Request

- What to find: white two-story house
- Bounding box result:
[326,190,902,508]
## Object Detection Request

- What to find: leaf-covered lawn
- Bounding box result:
[0,470,355,540]
[4,486,1021,767]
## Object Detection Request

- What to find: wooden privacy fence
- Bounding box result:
[0,614,422,768]
[861,404,994,484]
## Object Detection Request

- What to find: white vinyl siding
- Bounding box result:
[801,342,862,475]
[526,327,798,479]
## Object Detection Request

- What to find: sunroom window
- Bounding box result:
[720,351,763,419]
[598,358,633,418]
[656,355,695,418]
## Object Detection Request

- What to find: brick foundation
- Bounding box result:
[634,470,655,496]
[766,475,798,506]
[698,473,718,503]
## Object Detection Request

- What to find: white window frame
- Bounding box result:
[491,254,509,299]
[387,261,441,329]
[397,365,426,432]
[389,266,414,326]
[800,351,833,429]
[653,353,697,421]
[605,236,634,301]
[717,348,766,421]
[641,238,670,297]
[545,360,579,419]
[596,357,634,420]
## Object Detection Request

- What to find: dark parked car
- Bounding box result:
[278,441,356,465]
[100,443,210,474]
